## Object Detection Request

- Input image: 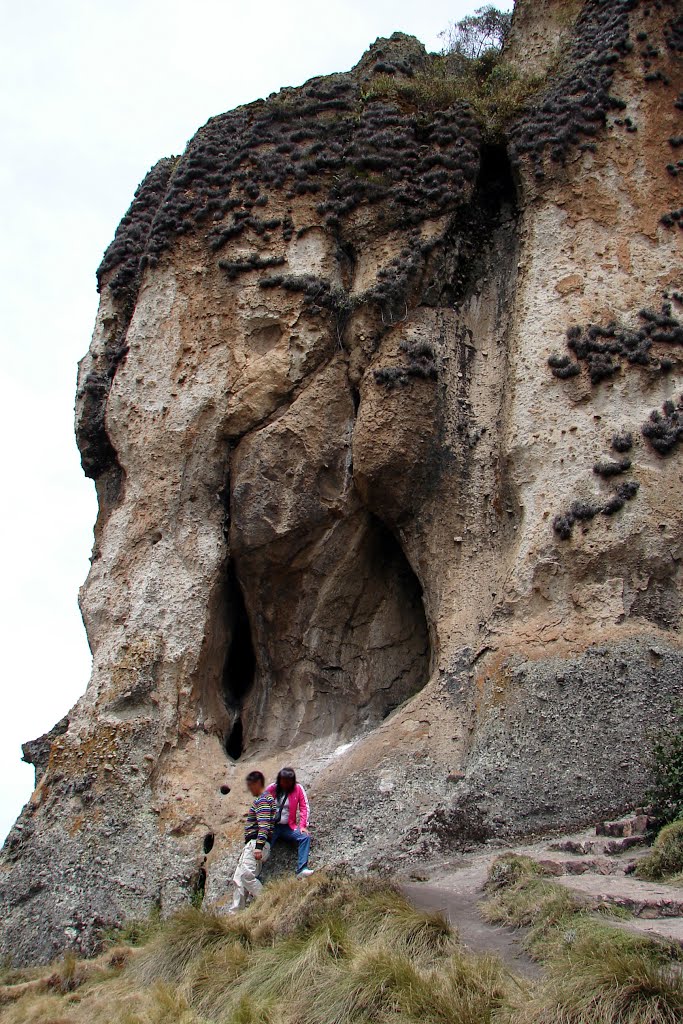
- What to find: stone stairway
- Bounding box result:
[518,812,683,946]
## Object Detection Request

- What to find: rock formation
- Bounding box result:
[2,0,683,965]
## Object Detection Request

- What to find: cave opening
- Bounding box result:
[221,563,256,760]
[477,140,517,216]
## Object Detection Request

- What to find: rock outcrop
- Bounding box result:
[2,0,683,965]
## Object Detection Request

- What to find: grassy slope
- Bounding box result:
[2,864,683,1023]
[0,873,510,1024]
[482,854,683,1024]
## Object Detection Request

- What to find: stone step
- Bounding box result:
[556,873,683,919]
[610,916,683,949]
[596,814,658,838]
[536,855,640,877]
[549,835,648,856]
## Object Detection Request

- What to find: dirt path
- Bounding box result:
[402,861,541,980]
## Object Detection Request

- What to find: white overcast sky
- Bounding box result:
[0,0,513,841]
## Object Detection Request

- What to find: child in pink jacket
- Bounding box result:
[266,767,313,877]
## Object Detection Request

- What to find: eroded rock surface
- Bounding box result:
[2,0,683,964]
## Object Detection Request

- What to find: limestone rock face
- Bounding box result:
[3,0,683,965]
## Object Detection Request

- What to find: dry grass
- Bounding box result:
[362,56,545,139]
[5,864,683,1024]
[483,854,683,1024]
[504,940,683,1024]
[0,873,510,1024]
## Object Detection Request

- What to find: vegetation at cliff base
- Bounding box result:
[637,821,683,883]
[635,708,683,882]
[0,874,510,1024]
[483,854,683,1024]
[648,705,683,825]
[3,867,683,1024]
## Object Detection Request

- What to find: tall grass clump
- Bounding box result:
[6,866,683,1024]
[127,871,510,1024]
[0,873,512,1024]
[484,854,683,1024]
[637,820,683,882]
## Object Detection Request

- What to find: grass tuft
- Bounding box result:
[637,820,683,882]
[483,855,683,1023]
[362,55,545,139]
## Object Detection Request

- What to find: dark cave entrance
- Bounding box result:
[221,563,256,760]
[345,513,431,727]
[477,140,517,215]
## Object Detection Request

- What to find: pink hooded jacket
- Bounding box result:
[266,782,310,831]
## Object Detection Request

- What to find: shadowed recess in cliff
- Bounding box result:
[232,510,432,750]
[221,564,256,760]
[430,140,518,309]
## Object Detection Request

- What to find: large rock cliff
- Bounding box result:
[2,0,683,965]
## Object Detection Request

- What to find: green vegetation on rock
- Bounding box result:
[637,820,683,883]
[362,55,545,140]
[649,705,683,825]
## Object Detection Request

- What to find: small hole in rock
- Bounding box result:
[220,784,231,795]
[203,833,215,855]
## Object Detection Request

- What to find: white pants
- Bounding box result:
[230,840,271,910]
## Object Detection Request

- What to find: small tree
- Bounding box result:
[649,705,683,823]
[440,5,513,59]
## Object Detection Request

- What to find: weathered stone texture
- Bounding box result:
[2,0,683,964]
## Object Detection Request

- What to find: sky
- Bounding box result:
[0,0,513,842]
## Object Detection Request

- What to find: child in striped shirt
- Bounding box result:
[229,770,276,912]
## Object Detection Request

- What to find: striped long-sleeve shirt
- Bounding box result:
[245,792,276,849]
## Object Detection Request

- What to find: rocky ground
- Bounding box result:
[403,809,683,957]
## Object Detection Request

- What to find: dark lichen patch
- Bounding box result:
[374,339,439,388]
[642,395,683,455]
[79,158,178,481]
[612,430,633,453]
[593,457,632,477]
[259,272,353,320]
[663,12,683,55]
[144,80,480,264]
[660,207,683,229]
[548,353,581,379]
[553,479,640,539]
[509,0,638,180]
[550,303,683,386]
[218,254,285,281]
[97,157,177,305]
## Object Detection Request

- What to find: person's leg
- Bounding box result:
[271,824,285,847]
[230,845,250,911]
[293,829,311,873]
[276,825,311,873]
[240,841,271,899]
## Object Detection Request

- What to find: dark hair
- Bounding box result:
[276,766,297,797]
[246,771,265,786]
